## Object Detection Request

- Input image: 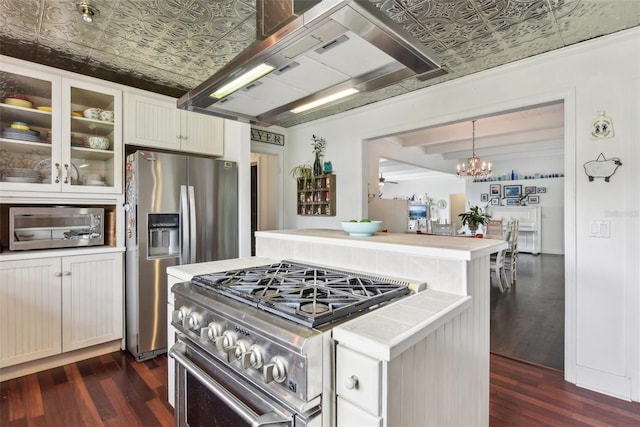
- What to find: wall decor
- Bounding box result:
[591,111,614,139]
[583,153,622,182]
[537,187,547,193]
[503,185,522,198]
[490,197,499,205]
[506,198,519,206]
[490,184,501,196]
[525,186,536,194]
[480,193,488,202]
[528,195,539,204]
[250,128,284,146]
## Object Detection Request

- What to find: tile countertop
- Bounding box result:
[255,229,507,261]
[167,256,278,281]
[334,290,472,361]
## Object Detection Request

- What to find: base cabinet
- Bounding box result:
[125,93,224,156]
[0,252,123,368]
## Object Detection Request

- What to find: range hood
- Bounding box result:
[177,0,446,127]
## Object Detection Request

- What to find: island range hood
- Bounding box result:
[177,0,446,126]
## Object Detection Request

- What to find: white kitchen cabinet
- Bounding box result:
[0,60,123,195]
[62,252,123,352]
[0,252,123,368]
[0,258,62,366]
[336,345,381,416]
[125,93,224,156]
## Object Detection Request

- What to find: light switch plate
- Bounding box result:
[589,220,610,238]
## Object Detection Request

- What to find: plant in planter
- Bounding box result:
[290,163,313,188]
[458,204,491,234]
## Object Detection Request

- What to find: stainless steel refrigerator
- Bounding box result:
[124,150,238,361]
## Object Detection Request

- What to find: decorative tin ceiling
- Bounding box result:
[1,0,638,127]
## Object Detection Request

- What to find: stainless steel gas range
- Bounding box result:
[169,260,421,427]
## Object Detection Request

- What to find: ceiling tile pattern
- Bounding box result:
[0,0,638,126]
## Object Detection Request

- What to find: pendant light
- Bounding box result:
[456,120,492,178]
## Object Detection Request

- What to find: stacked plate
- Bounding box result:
[1,127,41,142]
[1,167,41,183]
[4,95,33,109]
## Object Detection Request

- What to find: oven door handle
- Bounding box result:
[169,342,291,427]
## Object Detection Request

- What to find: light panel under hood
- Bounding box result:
[177,0,446,126]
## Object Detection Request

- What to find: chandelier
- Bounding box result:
[456,120,492,178]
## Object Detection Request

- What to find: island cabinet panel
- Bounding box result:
[337,397,382,427]
[0,258,62,366]
[62,253,123,352]
[125,93,224,156]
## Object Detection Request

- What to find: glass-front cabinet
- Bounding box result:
[63,80,122,192]
[0,62,122,194]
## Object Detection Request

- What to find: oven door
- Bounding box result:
[170,336,316,427]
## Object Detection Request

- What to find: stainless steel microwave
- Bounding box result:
[9,207,104,251]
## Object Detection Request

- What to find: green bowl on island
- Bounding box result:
[340,219,383,236]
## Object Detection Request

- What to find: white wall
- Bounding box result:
[283,28,640,402]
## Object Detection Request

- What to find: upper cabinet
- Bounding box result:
[125,93,223,156]
[0,61,122,195]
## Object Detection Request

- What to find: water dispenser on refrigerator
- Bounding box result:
[147,213,179,258]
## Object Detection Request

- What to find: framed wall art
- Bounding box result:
[481,193,489,202]
[490,184,501,196]
[506,198,519,206]
[528,195,540,204]
[490,197,500,205]
[525,186,536,194]
[503,185,522,198]
[537,187,547,193]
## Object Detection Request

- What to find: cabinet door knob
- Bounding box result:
[63,164,70,184]
[344,375,359,390]
[55,272,62,277]
[54,163,61,183]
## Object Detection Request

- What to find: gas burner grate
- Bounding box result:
[192,261,412,328]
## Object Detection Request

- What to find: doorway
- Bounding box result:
[250,150,282,255]
[368,101,566,371]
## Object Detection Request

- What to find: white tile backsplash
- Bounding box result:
[257,234,470,296]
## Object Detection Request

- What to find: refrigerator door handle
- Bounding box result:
[188,185,197,263]
[180,185,189,263]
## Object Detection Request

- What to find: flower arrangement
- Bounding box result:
[311,134,325,156]
[311,134,326,176]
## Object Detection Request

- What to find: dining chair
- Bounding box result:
[432,223,455,235]
[504,219,519,285]
[490,246,509,292]
[485,219,504,239]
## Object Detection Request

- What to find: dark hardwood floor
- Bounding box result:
[491,253,565,371]
[3,350,639,426]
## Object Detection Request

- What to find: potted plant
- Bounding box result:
[458,205,491,234]
[290,163,313,188]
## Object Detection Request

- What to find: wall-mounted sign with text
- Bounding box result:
[251,128,284,146]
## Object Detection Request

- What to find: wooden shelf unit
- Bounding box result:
[297,173,336,216]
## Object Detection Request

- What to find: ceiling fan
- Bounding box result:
[379,174,398,186]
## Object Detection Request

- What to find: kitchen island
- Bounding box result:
[168,229,505,426]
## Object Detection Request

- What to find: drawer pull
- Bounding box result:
[345,375,359,390]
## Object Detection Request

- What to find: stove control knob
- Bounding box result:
[171,306,189,323]
[182,311,202,330]
[200,322,223,341]
[226,340,249,363]
[215,330,238,352]
[242,345,264,370]
[264,357,287,384]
